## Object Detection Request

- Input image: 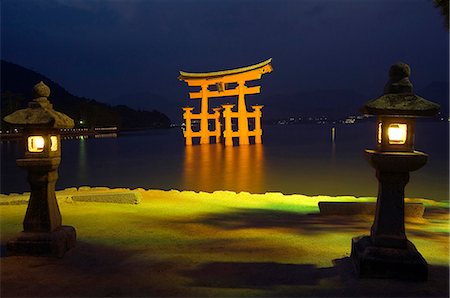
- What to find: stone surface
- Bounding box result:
[0,196,29,205]
[371,170,410,248]
[383,63,413,94]
[18,164,62,232]
[72,191,142,204]
[361,93,440,116]
[351,235,428,281]
[365,151,429,249]
[1,190,142,205]
[365,150,428,172]
[7,225,76,258]
[32,81,51,98]
[57,187,78,195]
[78,186,92,191]
[350,147,430,279]
[92,187,111,191]
[318,202,424,218]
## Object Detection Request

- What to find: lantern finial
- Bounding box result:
[3,82,74,128]
[32,81,51,98]
[361,63,439,117]
[384,63,413,94]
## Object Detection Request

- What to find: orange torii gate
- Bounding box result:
[179,58,273,146]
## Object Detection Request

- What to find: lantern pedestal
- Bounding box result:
[7,226,76,258]
[351,150,428,281]
[7,157,76,257]
[351,235,427,281]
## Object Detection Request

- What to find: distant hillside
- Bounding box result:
[110,91,168,111]
[262,82,449,121]
[1,60,171,129]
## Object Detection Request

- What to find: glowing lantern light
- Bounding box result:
[387,123,407,144]
[375,117,415,152]
[28,136,45,152]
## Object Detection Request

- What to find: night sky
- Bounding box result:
[2,0,448,121]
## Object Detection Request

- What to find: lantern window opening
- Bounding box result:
[50,136,58,152]
[27,136,45,152]
[387,123,407,144]
[377,122,382,144]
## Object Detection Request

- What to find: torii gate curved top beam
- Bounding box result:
[179,58,272,81]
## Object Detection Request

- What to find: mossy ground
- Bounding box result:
[1,189,449,297]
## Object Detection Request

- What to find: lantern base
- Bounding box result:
[7,226,76,258]
[364,150,427,172]
[351,235,427,281]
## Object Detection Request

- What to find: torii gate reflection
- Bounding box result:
[183,144,265,193]
[179,59,272,146]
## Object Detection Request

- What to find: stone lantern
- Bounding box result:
[351,63,440,281]
[4,81,76,257]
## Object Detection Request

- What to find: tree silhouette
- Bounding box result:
[434,0,449,31]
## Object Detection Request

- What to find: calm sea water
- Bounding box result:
[1,122,448,201]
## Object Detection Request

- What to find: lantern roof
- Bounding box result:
[361,63,440,117]
[3,81,75,128]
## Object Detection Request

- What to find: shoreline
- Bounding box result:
[1,186,447,209]
[0,126,176,141]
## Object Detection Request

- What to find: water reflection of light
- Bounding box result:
[78,136,87,183]
[95,133,117,138]
[183,144,265,193]
[331,127,336,163]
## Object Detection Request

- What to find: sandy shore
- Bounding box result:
[1,188,449,297]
